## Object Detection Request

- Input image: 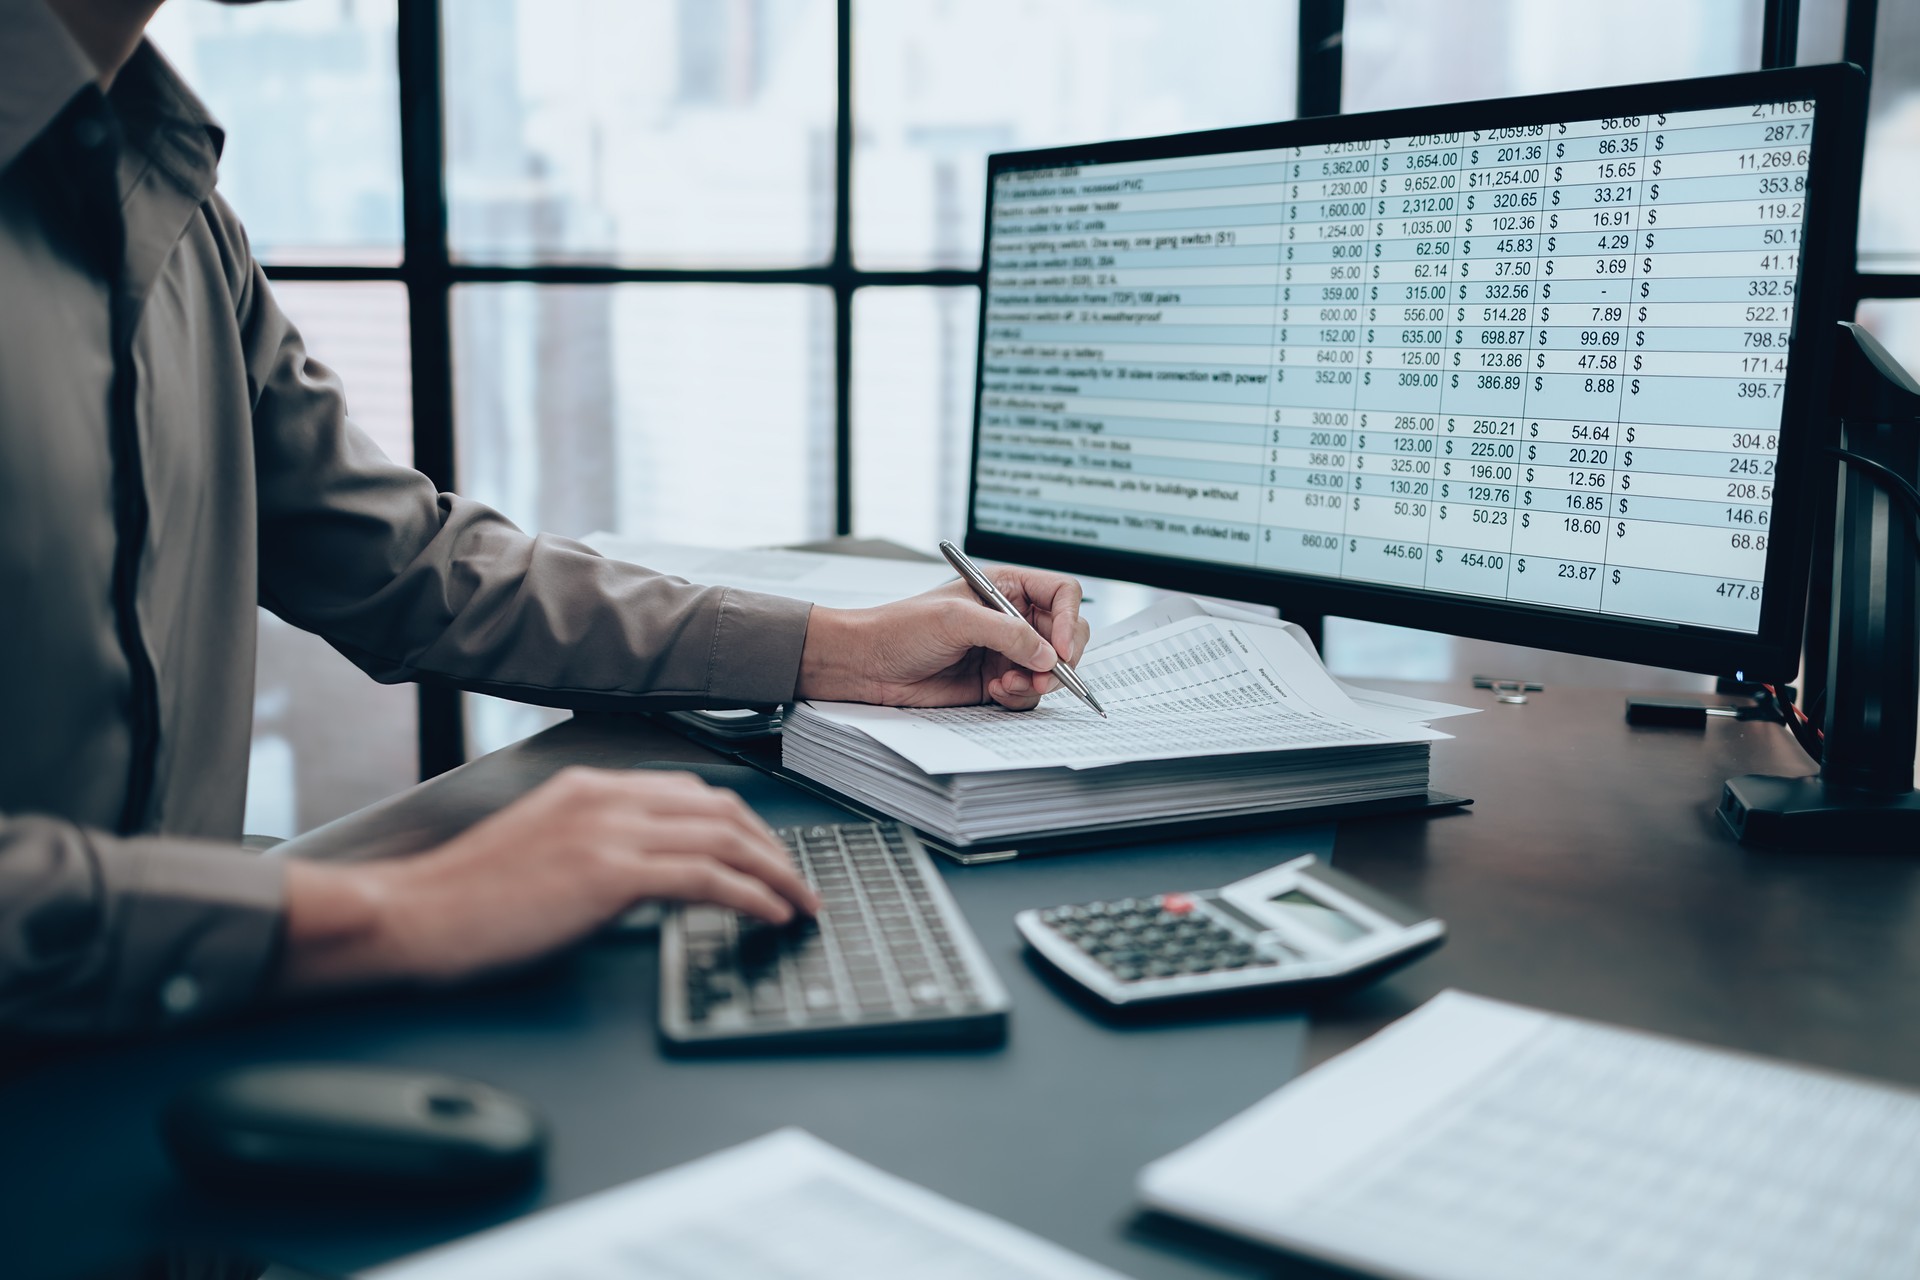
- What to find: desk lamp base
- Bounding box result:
[1720,774,1920,849]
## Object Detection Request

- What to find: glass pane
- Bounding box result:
[444,0,835,265]
[146,1,401,265]
[1796,0,1848,64]
[269,281,414,466]
[1858,2,1920,272]
[854,0,1299,270]
[453,284,834,543]
[1856,301,1920,384]
[852,287,980,552]
[246,283,417,836]
[1343,0,1763,113]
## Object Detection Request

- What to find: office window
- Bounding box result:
[852,287,980,552]
[443,0,836,265]
[1343,0,1764,112]
[1857,2,1920,272]
[452,284,834,543]
[853,0,1298,270]
[246,284,418,836]
[146,0,402,265]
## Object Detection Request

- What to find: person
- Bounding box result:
[0,0,1089,1037]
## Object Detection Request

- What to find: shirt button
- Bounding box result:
[73,117,109,149]
[159,974,201,1016]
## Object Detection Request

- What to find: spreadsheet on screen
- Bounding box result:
[974,100,1817,634]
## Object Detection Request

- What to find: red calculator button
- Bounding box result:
[1161,894,1195,915]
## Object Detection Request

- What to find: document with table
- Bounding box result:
[781,598,1463,844]
[368,1128,1128,1280]
[1139,990,1920,1280]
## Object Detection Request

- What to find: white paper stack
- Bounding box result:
[781,600,1465,846]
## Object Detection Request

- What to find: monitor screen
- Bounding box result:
[968,67,1865,678]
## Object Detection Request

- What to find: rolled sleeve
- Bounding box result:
[0,816,284,1039]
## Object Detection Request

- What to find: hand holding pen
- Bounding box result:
[940,542,1107,719]
[794,545,1093,712]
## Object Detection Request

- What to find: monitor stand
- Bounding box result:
[1722,323,1920,848]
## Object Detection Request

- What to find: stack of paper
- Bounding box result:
[781,599,1459,845]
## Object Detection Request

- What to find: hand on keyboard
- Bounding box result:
[661,822,1010,1049]
[282,768,820,994]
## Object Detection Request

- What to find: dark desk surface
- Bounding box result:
[8,685,1920,1280]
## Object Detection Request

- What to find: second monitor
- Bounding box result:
[966,65,1866,680]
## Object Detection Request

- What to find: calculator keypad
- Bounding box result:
[1036,895,1267,983]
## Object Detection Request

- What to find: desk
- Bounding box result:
[6,687,1920,1280]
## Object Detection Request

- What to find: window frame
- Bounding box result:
[252,0,1915,780]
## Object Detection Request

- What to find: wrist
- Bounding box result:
[278,860,408,995]
[795,606,879,702]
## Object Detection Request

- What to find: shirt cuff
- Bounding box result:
[101,839,287,1030]
[708,588,814,706]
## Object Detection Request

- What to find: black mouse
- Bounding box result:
[162,1063,546,1198]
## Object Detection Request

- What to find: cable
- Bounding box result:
[1827,445,1920,556]
[1760,682,1824,762]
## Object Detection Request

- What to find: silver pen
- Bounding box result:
[938,540,1107,719]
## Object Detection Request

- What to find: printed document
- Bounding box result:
[1140,991,1920,1280]
[800,612,1446,774]
[372,1128,1130,1280]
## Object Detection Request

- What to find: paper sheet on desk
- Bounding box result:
[800,612,1446,775]
[584,535,955,610]
[1139,991,1920,1280]
[368,1128,1129,1280]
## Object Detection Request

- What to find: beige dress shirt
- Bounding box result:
[0,0,813,1038]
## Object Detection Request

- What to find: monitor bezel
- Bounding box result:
[964,64,1867,681]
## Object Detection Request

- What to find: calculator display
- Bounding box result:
[1269,890,1371,944]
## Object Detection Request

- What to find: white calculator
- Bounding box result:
[1015,856,1445,1007]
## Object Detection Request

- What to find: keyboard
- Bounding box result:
[657,820,1009,1051]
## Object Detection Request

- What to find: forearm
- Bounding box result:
[277,860,404,996]
[795,605,885,703]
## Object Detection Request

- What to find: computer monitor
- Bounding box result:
[965,65,1867,680]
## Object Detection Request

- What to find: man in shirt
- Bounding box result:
[0,0,1089,1037]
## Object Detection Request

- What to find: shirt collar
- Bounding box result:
[113,41,227,202]
[0,0,100,173]
[0,0,224,196]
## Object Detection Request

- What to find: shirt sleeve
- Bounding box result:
[224,199,813,711]
[0,813,284,1039]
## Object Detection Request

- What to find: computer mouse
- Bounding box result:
[162,1063,546,1198]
